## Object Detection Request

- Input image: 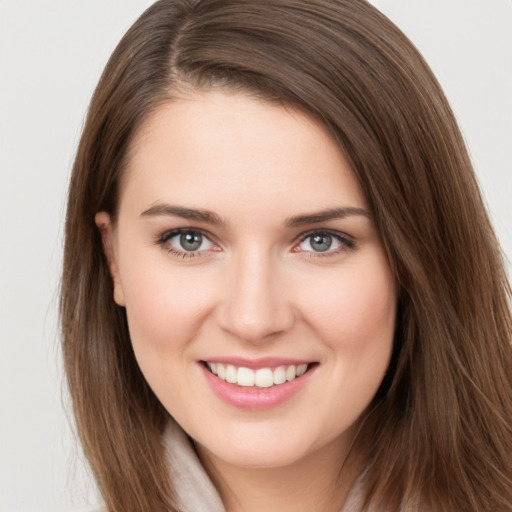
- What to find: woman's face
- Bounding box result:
[97,91,396,470]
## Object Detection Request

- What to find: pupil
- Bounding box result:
[311,234,331,252]
[180,232,202,251]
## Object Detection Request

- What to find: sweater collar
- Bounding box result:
[164,420,225,512]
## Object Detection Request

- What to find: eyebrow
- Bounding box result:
[140,204,225,226]
[140,203,370,227]
[284,207,370,227]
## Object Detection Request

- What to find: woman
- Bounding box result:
[61,0,512,510]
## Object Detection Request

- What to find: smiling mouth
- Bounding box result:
[202,361,316,388]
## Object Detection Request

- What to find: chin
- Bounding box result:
[204,441,309,470]
[194,422,341,471]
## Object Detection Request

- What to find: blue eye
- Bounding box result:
[159,229,214,255]
[176,231,207,251]
[297,231,354,254]
[301,233,336,252]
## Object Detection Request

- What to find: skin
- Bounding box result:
[96,90,397,512]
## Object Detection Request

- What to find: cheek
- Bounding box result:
[302,258,396,424]
[118,254,214,358]
[299,257,396,362]
[119,262,218,412]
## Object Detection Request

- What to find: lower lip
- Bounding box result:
[200,363,316,410]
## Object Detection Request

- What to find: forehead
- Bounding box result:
[120,91,367,216]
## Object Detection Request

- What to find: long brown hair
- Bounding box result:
[61,1,512,510]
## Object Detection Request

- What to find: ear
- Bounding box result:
[95,212,126,306]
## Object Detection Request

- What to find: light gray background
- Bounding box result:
[1,1,510,511]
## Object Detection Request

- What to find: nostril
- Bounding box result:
[216,302,296,344]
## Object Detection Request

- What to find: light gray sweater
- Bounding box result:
[164,420,365,512]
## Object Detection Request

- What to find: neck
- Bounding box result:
[195,436,361,512]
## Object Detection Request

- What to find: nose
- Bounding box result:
[216,250,295,344]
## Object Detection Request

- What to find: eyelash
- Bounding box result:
[155,228,217,260]
[155,228,356,260]
[296,229,356,258]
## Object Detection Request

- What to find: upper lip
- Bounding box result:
[200,357,315,370]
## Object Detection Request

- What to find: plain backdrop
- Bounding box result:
[0,1,511,511]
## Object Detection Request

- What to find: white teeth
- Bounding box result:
[225,364,237,383]
[207,362,310,388]
[273,366,287,385]
[255,368,274,388]
[286,365,296,381]
[237,367,255,387]
[217,363,226,380]
[296,364,308,377]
